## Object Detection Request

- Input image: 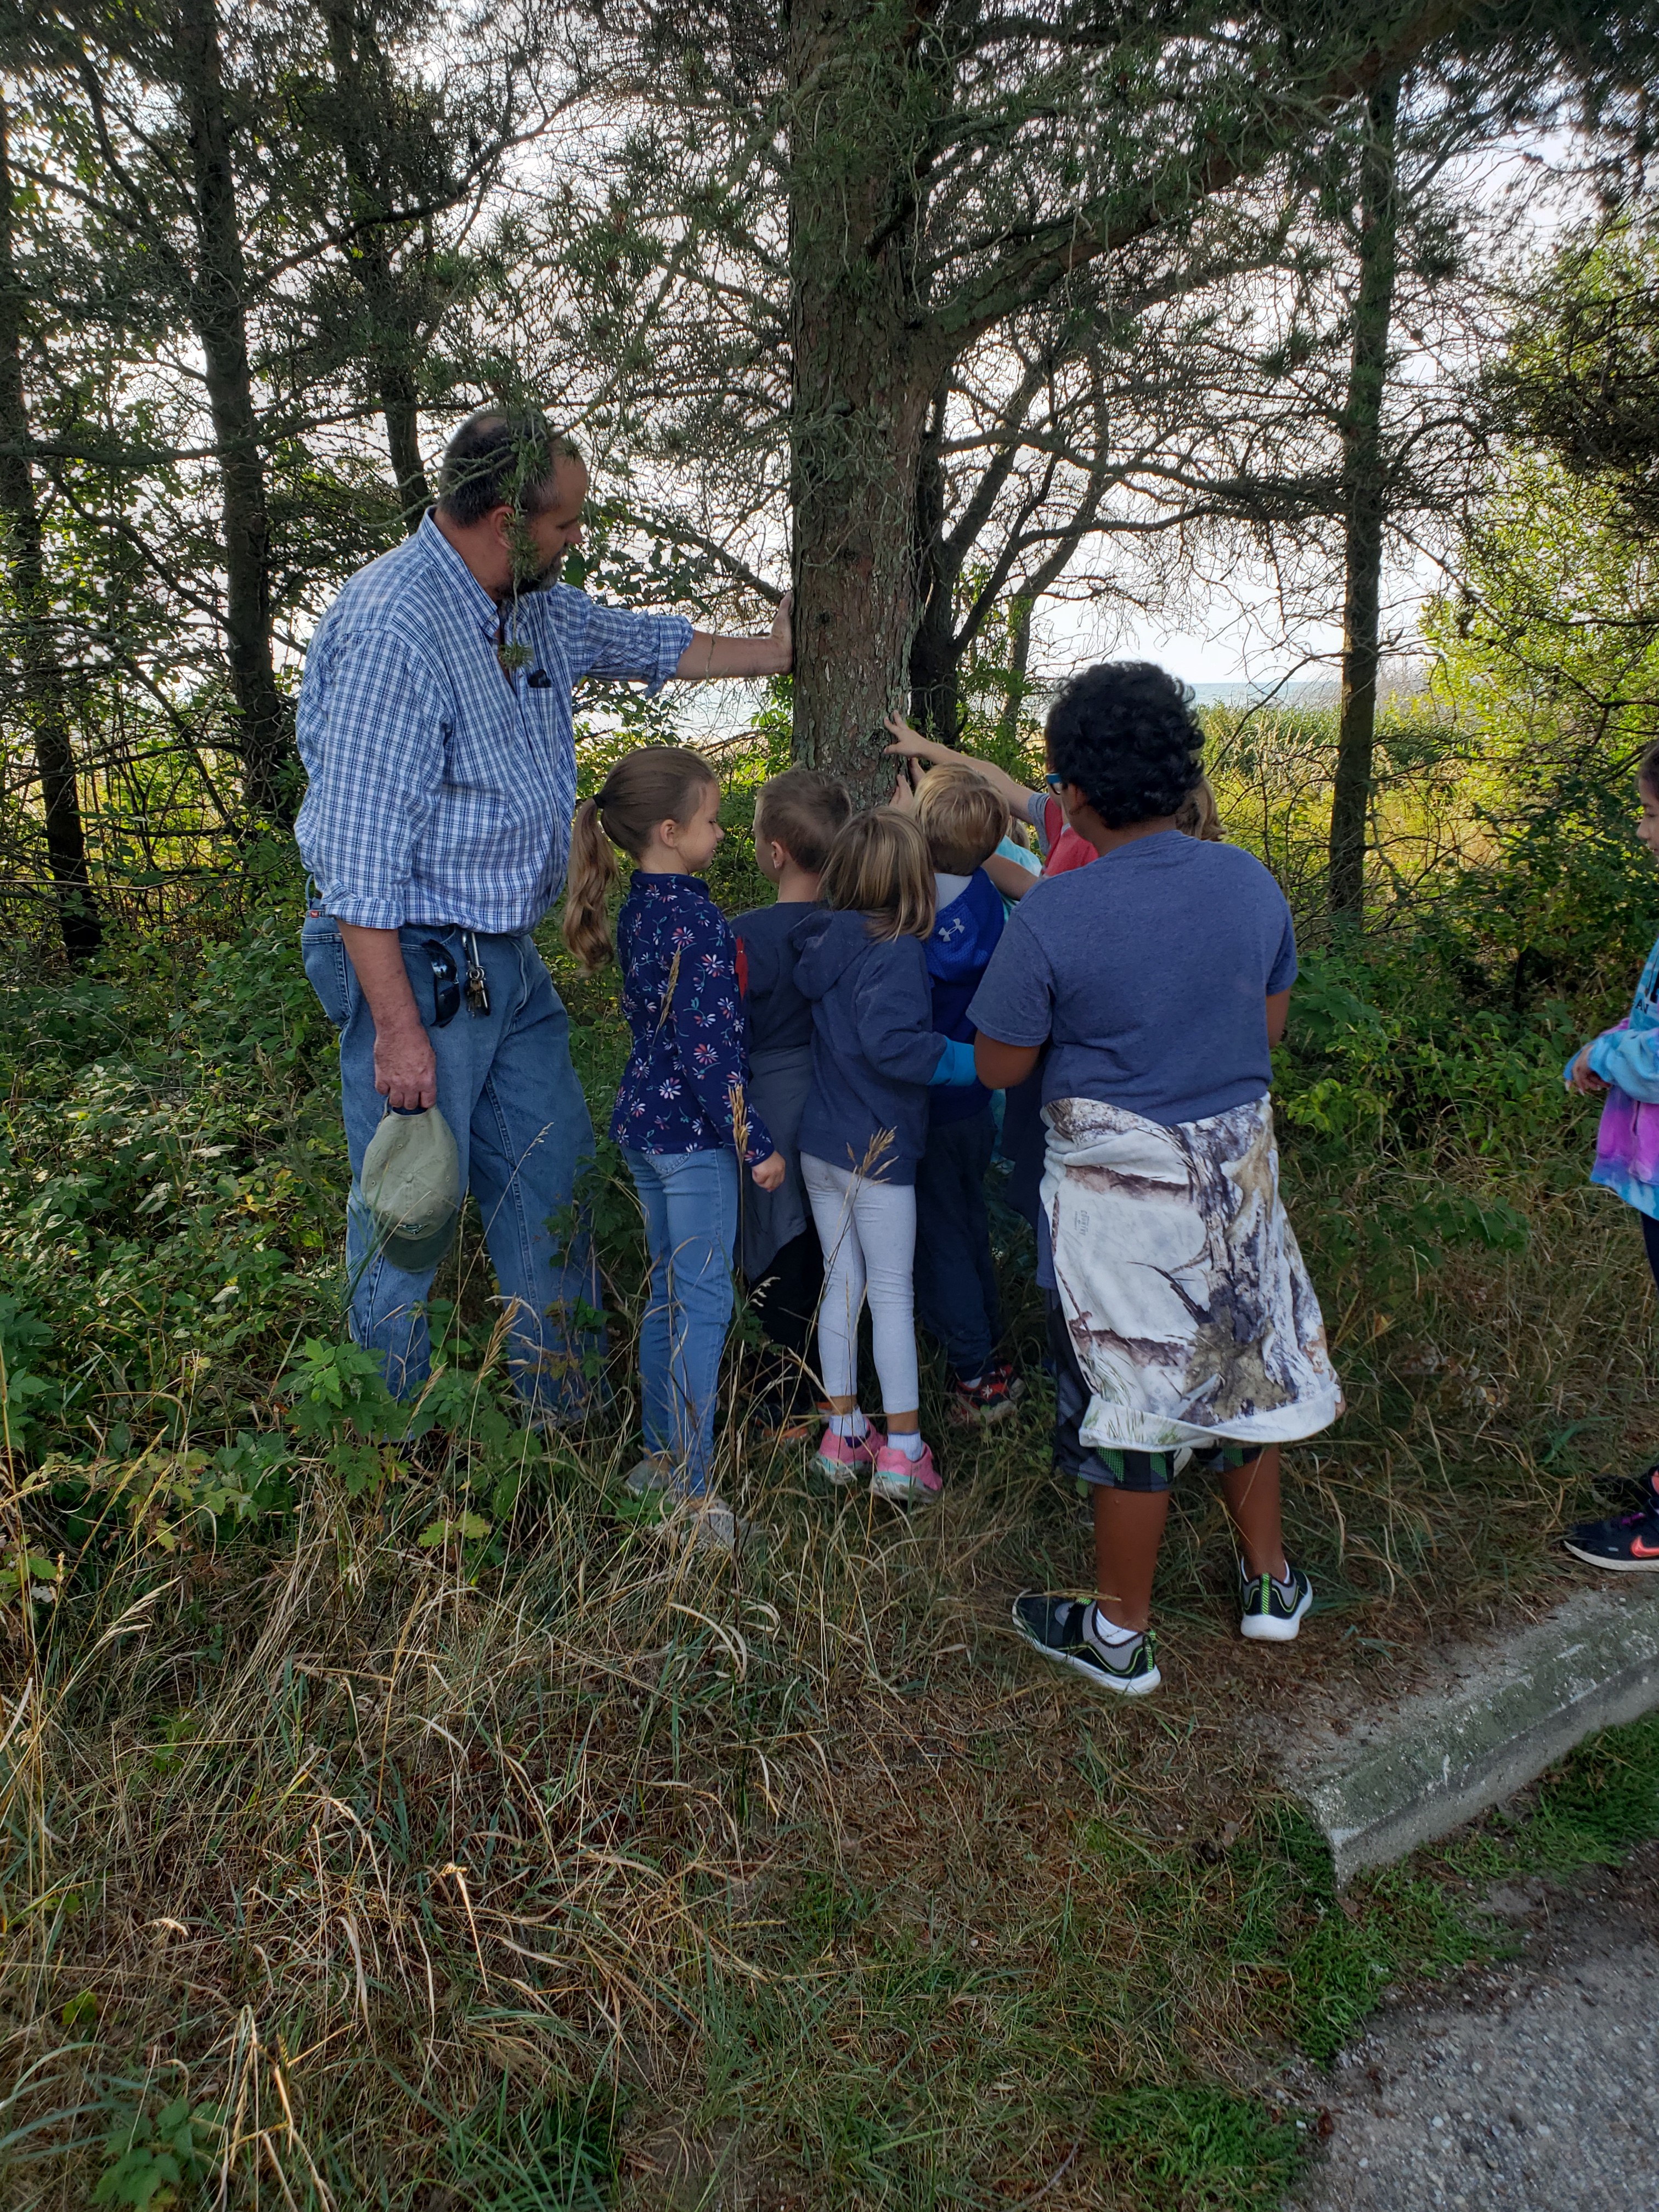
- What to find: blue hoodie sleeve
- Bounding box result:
[856,940,962,1086]
[929,1039,978,1085]
[669,907,776,1161]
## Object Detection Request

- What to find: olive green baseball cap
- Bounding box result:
[359,1106,461,1272]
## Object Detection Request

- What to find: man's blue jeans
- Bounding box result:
[622,1146,739,1498]
[302,917,601,1414]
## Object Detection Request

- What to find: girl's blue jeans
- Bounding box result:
[622,1146,740,1497]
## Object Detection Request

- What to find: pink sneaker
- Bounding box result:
[812,1425,883,1486]
[871,1440,943,1504]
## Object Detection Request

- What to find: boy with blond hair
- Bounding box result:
[911,771,1025,1422]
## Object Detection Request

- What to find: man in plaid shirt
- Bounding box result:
[296,409,791,1415]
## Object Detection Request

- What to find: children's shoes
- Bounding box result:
[622,1452,675,1498]
[812,1426,883,1486]
[871,1439,943,1504]
[949,1361,1025,1425]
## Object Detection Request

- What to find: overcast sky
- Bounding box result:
[1090,130,1585,692]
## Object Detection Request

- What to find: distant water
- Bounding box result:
[1190,679,1340,708]
[1191,668,1430,708]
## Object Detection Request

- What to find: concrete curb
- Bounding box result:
[1285,1582,1659,1883]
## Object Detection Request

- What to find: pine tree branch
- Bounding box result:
[918,0,1476,363]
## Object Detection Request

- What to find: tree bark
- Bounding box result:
[315,0,431,533]
[789,304,933,791]
[381,359,430,533]
[998,597,1033,754]
[176,0,294,822]
[1328,76,1401,929]
[907,392,961,739]
[787,0,934,797]
[0,100,100,963]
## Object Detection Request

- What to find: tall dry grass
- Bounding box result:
[7,704,1658,2203]
[3,1136,1651,2208]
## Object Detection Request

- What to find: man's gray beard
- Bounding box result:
[510,555,561,594]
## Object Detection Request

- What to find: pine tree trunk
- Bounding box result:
[0,100,100,963]
[907,399,961,739]
[1328,77,1401,929]
[907,597,962,742]
[998,597,1033,754]
[315,0,431,534]
[787,0,933,797]
[382,360,430,533]
[789,306,932,793]
[177,0,294,823]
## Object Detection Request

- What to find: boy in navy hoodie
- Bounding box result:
[911,771,1023,1422]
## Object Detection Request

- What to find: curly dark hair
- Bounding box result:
[1044,662,1204,828]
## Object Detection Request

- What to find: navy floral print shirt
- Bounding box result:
[610,872,775,1162]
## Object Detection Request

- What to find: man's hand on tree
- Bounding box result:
[375,1021,438,1111]
[674,591,794,679]
[770,590,793,668]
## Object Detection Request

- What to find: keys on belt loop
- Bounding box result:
[463,930,490,1018]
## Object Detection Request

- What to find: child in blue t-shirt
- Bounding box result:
[563,747,785,1543]
[970,663,1342,1696]
[909,769,1024,1423]
[732,768,853,1437]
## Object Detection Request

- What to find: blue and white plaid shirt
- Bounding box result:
[295,512,692,934]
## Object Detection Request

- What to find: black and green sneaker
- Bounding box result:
[1238,1559,1313,1643]
[1011,1593,1161,1696]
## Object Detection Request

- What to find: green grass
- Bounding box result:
[1461,1709,1659,1877]
[1094,2084,1303,2210]
[8,720,1659,2203]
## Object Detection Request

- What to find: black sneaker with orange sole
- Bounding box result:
[949,1361,1026,1426]
[1564,1463,1659,1571]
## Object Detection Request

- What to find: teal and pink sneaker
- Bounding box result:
[871,1439,943,1504]
[812,1425,883,1486]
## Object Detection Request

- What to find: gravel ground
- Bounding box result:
[1289,1842,1659,2210]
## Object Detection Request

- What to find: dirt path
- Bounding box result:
[1289,1842,1659,2210]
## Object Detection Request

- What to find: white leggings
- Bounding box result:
[800,1153,920,1414]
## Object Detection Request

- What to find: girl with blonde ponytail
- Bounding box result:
[564,746,785,1542]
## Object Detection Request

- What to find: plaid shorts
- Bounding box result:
[1047,1292,1263,1492]
[1079,1437,1264,1492]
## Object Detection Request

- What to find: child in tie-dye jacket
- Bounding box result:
[1562,743,1659,1570]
